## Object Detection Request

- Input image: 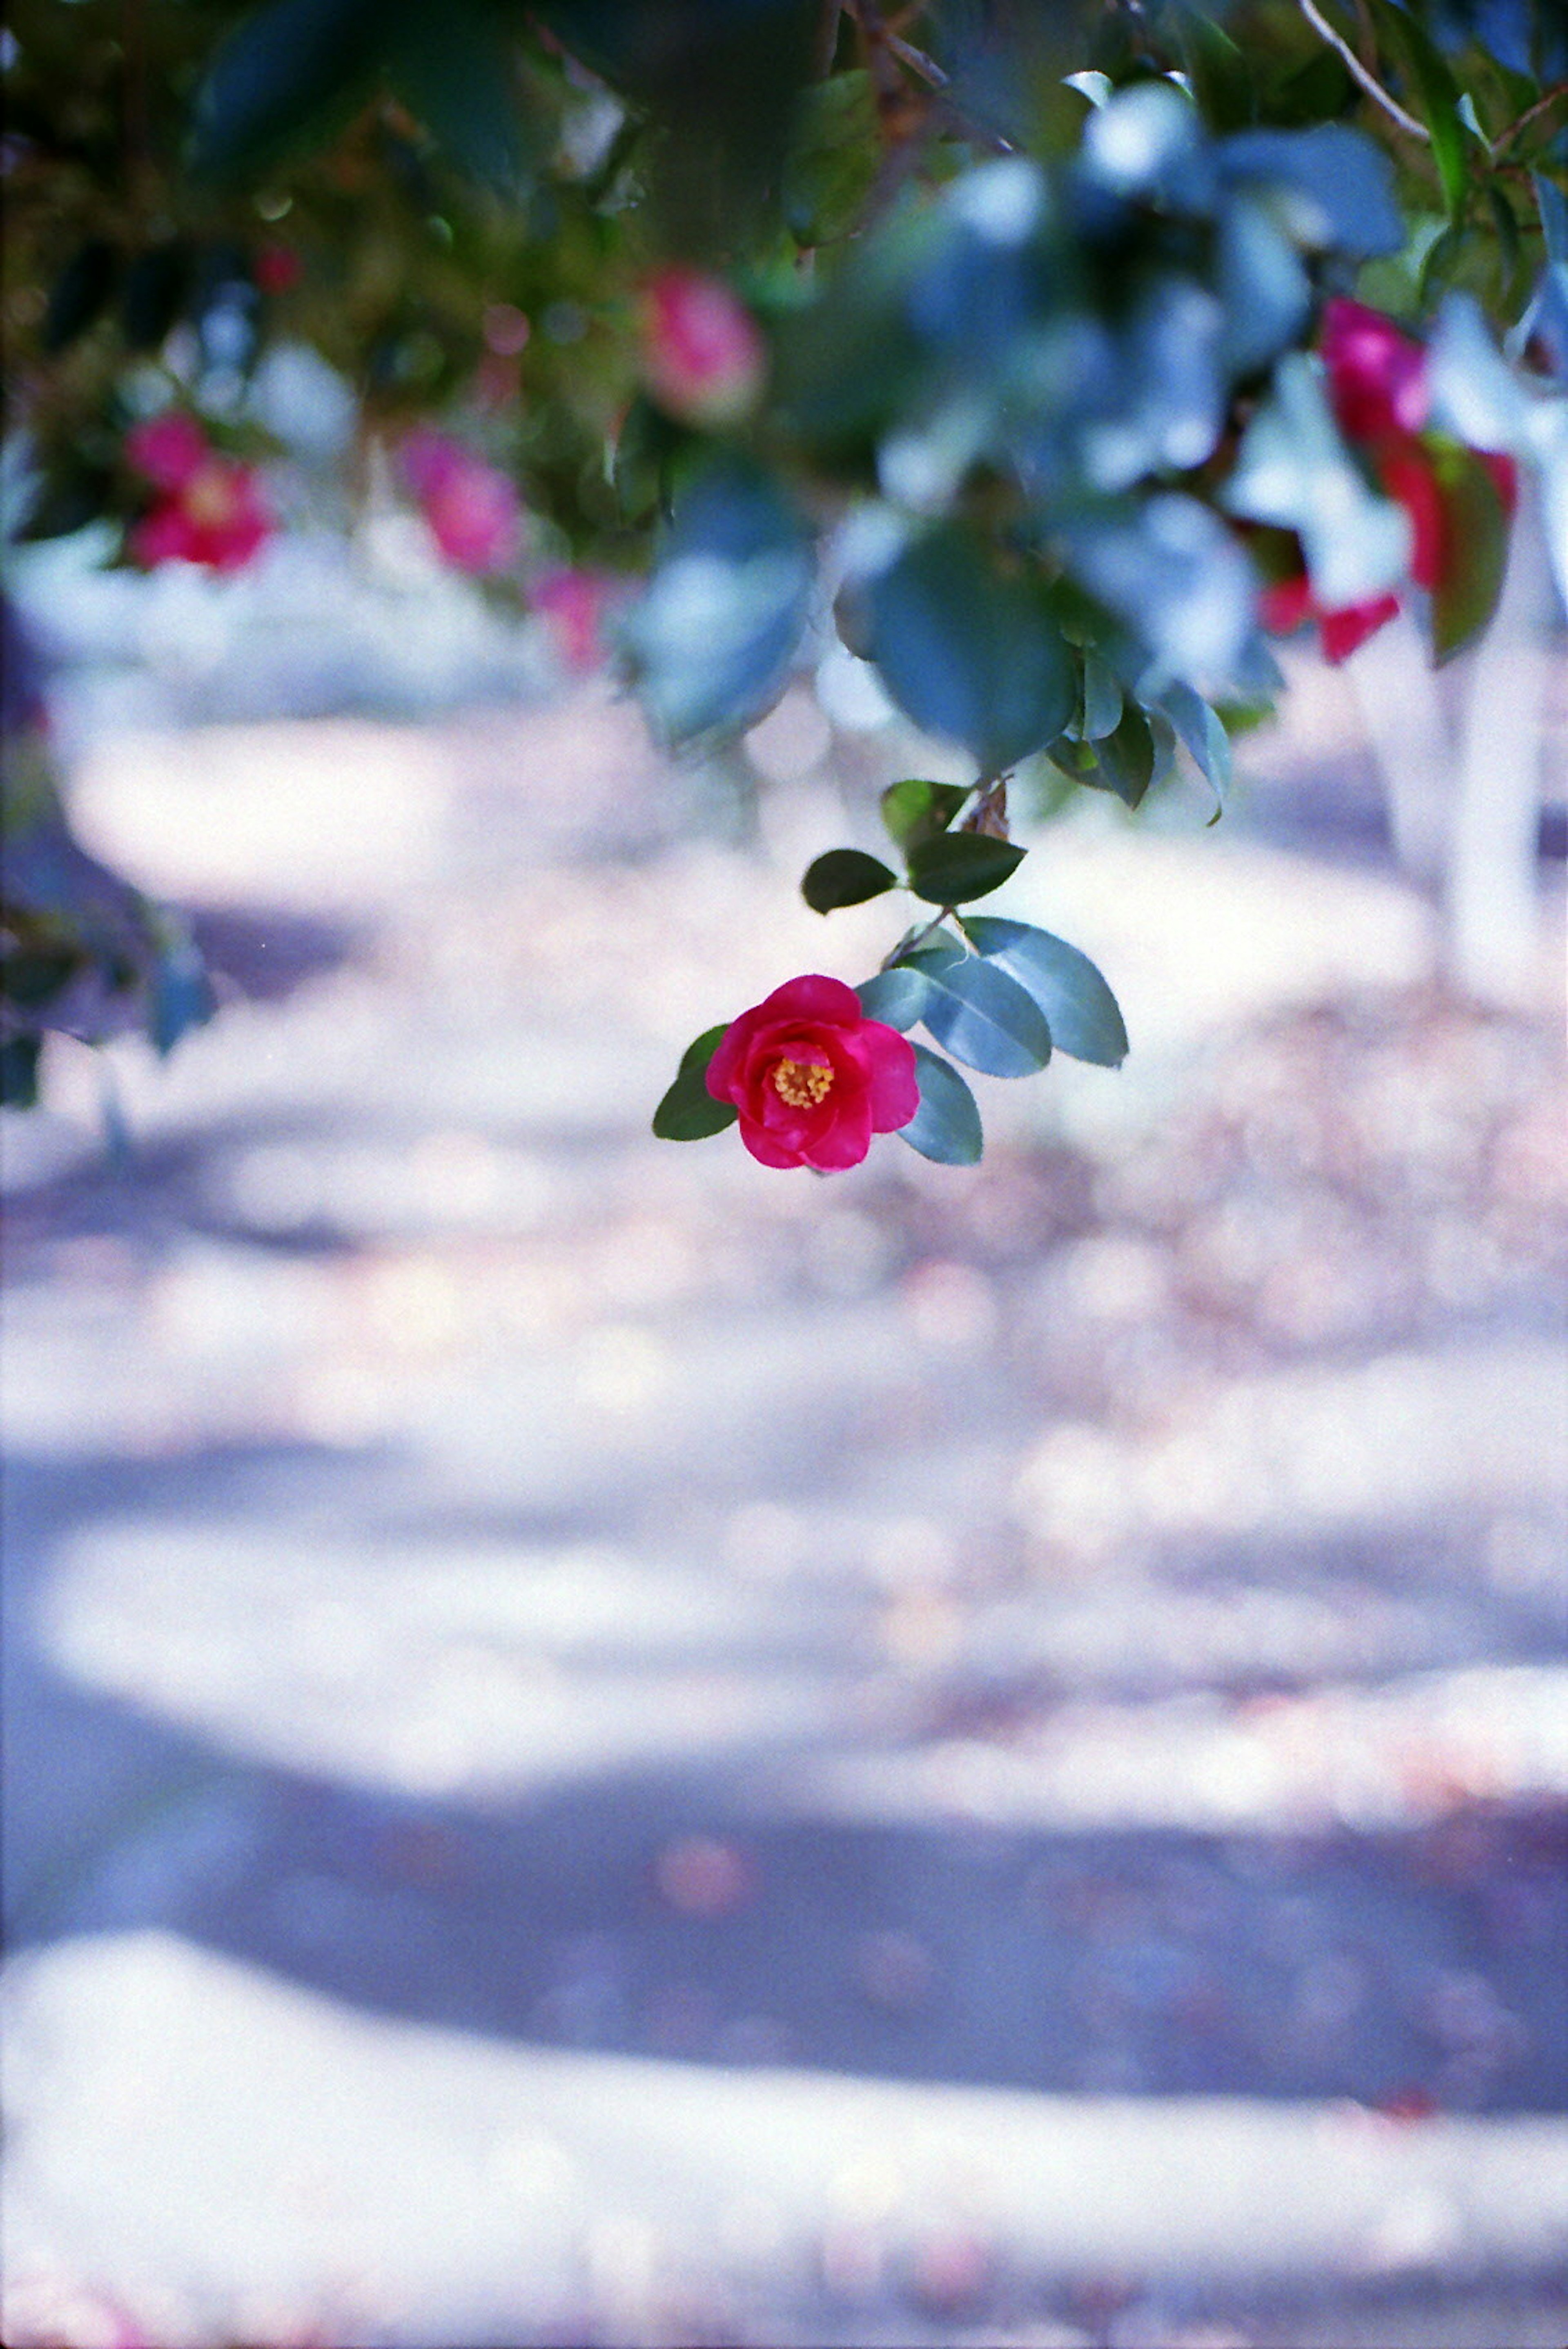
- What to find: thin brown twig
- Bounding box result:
[1489,79,1568,159]
[1294,0,1430,142]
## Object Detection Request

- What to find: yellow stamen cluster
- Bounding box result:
[771,1056,834,1109]
[183,465,239,527]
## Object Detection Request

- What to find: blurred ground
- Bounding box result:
[2,641,1567,2347]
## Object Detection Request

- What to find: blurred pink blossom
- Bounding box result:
[530,566,621,672]
[125,413,272,573]
[639,268,765,426]
[401,430,522,574]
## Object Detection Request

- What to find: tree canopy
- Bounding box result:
[3,0,1565,1157]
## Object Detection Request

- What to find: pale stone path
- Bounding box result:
[3,682,1566,2347]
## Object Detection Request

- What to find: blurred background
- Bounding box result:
[2,499,1567,2348]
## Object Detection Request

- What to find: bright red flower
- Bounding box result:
[401,430,521,574]
[706,974,919,1171]
[125,414,272,572]
[639,268,766,426]
[1321,297,1430,443]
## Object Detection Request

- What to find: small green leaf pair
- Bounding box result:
[800,777,1025,916]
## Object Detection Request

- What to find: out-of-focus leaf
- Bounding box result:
[906,833,1027,905]
[42,240,117,354]
[1065,496,1257,692]
[386,5,536,191]
[864,527,1074,774]
[1221,355,1410,608]
[122,243,193,354]
[0,1035,42,1109]
[1178,9,1255,133]
[188,0,386,184]
[1078,647,1124,742]
[899,1042,983,1164]
[962,915,1128,1065]
[1161,680,1232,817]
[149,940,216,1058]
[536,0,820,250]
[14,459,116,544]
[906,945,1051,1076]
[1218,125,1403,255]
[855,966,930,1031]
[1430,442,1512,663]
[782,68,880,247]
[619,458,814,743]
[1215,194,1310,377]
[880,778,971,853]
[653,1023,738,1140]
[1374,0,1470,218]
[1077,275,1226,489]
[1076,80,1216,210]
[800,848,898,913]
[1536,173,1568,265]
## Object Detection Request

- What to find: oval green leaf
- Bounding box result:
[864,527,1075,774]
[653,1024,739,1141]
[906,833,1026,905]
[880,778,971,853]
[854,966,930,1031]
[906,947,1051,1078]
[1430,444,1510,665]
[801,848,899,913]
[899,1044,983,1164]
[962,916,1128,1066]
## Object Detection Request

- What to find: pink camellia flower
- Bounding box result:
[1262,300,1521,664]
[1321,297,1431,442]
[706,974,919,1171]
[530,566,619,672]
[639,267,766,427]
[401,430,521,574]
[125,412,272,573]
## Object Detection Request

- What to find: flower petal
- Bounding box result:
[860,1021,920,1131]
[803,1092,873,1169]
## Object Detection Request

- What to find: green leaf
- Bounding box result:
[855,966,929,1031]
[1161,682,1232,818]
[652,1024,738,1141]
[906,946,1051,1078]
[187,0,385,184]
[1177,9,1255,135]
[782,68,880,247]
[801,848,899,914]
[619,459,814,744]
[1375,1,1469,219]
[386,4,535,191]
[1078,650,1124,743]
[42,241,118,355]
[880,778,971,854]
[0,1034,42,1110]
[149,942,215,1058]
[899,1044,983,1165]
[1430,443,1511,664]
[906,833,1026,906]
[962,917,1128,1067]
[1216,125,1403,256]
[863,528,1076,775]
[1068,701,1156,808]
